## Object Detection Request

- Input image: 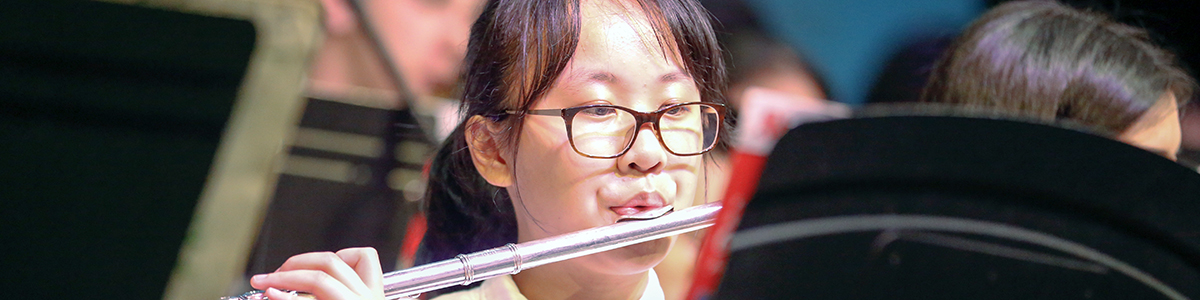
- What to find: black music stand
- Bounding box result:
[714,116,1200,299]
[0,0,320,299]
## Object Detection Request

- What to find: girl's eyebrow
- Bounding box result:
[659,71,690,83]
[559,70,618,91]
[567,71,617,85]
[565,70,690,90]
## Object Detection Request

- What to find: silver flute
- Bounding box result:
[226,202,721,300]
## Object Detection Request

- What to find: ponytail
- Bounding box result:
[417,123,518,266]
[418,0,577,273]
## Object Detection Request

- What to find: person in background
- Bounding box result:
[649,2,836,300]
[700,0,829,106]
[865,35,955,105]
[721,31,829,106]
[248,0,732,299]
[246,0,484,280]
[311,0,481,102]
[691,16,834,200]
[310,0,483,138]
[922,0,1195,161]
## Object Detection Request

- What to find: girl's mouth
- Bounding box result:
[610,192,666,216]
[610,206,659,216]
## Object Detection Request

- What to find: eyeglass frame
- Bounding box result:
[505,101,727,159]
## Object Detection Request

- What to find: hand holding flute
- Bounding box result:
[245,248,388,300]
[233,203,719,300]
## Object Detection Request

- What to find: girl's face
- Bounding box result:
[501,0,703,275]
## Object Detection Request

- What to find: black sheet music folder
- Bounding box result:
[715,116,1200,299]
[1,1,257,299]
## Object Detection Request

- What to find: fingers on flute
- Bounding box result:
[280,251,374,294]
[335,247,385,296]
[250,250,381,300]
[252,270,359,300]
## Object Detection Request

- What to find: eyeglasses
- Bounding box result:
[507,102,726,158]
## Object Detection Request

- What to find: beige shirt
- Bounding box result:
[431,269,665,300]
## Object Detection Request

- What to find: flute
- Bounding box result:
[226,202,721,300]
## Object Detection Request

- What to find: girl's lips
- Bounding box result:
[611,206,655,216]
[609,193,666,216]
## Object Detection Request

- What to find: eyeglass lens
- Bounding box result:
[570,103,720,157]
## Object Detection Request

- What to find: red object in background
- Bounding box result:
[398,213,427,269]
[398,158,433,269]
[684,150,768,300]
[685,87,849,300]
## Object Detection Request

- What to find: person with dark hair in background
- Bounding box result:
[686,0,831,209]
[649,2,834,299]
[700,0,830,106]
[922,0,1195,161]
[865,35,956,104]
[722,31,830,106]
[247,0,731,299]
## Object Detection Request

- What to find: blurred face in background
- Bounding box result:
[1117,92,1183,160]
[369,0,484,96]
[321,0,484,97]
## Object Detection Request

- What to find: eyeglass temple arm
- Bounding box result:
[508,109,563,116]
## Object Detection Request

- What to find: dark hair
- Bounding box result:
[417,0,728,283]
[723,30,830,101]
[865,34,955,104]
[700,0,830,102]
[922,0,1194,134]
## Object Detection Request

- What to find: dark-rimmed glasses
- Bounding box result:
[507,102,726,158]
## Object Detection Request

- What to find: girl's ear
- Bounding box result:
[465,115,514,187]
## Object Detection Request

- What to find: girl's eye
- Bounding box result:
[581,106,617,116]
[664,105,690,116]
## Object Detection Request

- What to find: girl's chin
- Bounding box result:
[585,237,673,275]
